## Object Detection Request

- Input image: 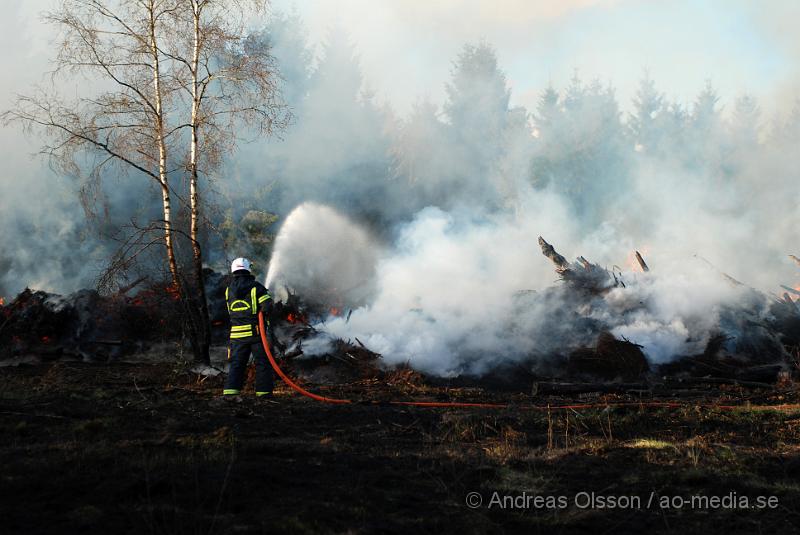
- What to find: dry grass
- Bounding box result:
[2,361,800,533]
[625,438,676,450]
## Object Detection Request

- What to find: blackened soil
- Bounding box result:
[2,361,800,534]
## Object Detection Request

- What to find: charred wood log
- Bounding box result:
[658,351,786,383]
[663,376,777,390]
[693,254,745,287]
[538,237,617,293]
[635,251,650,272]
[783,293,799,312]
[567,332,649,381]
[118,277,147,295]
[532,381,650,396]
[538,236,569,270]
[733,364,787,383]
[781,285,800,297]
[577,256,593,270]
[531,377,776,396]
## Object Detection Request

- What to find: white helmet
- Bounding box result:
[230,257,252,273]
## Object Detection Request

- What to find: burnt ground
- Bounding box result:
[3,361,800,534]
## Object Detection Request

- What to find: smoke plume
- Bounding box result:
[266,194,776,376]
[2,5,798,377]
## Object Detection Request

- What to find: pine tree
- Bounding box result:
[687,80,724,172]
[629,72,664,153]
[533,85,561,138]
[443,42,511,187]
[392,99,446,185]
[260,9,313,111]
[529,74,628,225]
[280,26,393,222]
[692,80,722,133]
[659,100,689,160]
[495,105,535,211]
[730,94,761,148]
[563,70,585,112]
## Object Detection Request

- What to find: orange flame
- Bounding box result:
[329,307,341,317]
[286,312,307,324]
[0,297,5,306]
[166,285,181,301]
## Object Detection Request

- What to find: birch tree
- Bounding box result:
[166,0,287,364]
[5,0,287,365]
[3,0,184,288]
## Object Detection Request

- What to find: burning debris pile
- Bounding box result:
[267,297,384,383]
[0,286,173,362]
[0,270,232,363]
[279,233,800,387]
[3,228,799,391]
[533,237,800,383]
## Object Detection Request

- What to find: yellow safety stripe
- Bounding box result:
[230,331,252,339]
[229,300,251,312]
[229,323,258,337]
[227,286,264,315]
[255,392,272,397]
[223,389,240,395]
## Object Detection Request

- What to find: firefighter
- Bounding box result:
[222,257,274,399]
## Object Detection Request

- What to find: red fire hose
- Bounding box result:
[257,313,790,412]
[258,312,508,407]
[259,312,350,404]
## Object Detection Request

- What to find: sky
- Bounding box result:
[271,0,797,115]
[1,0,797,119]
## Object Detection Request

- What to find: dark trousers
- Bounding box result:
[225,337,274,394]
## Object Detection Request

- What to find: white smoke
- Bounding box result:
[3,4,797,358]
[266,202,381,307]
[266,197,764,376]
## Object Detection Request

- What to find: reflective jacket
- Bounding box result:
[225,272,272,340]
